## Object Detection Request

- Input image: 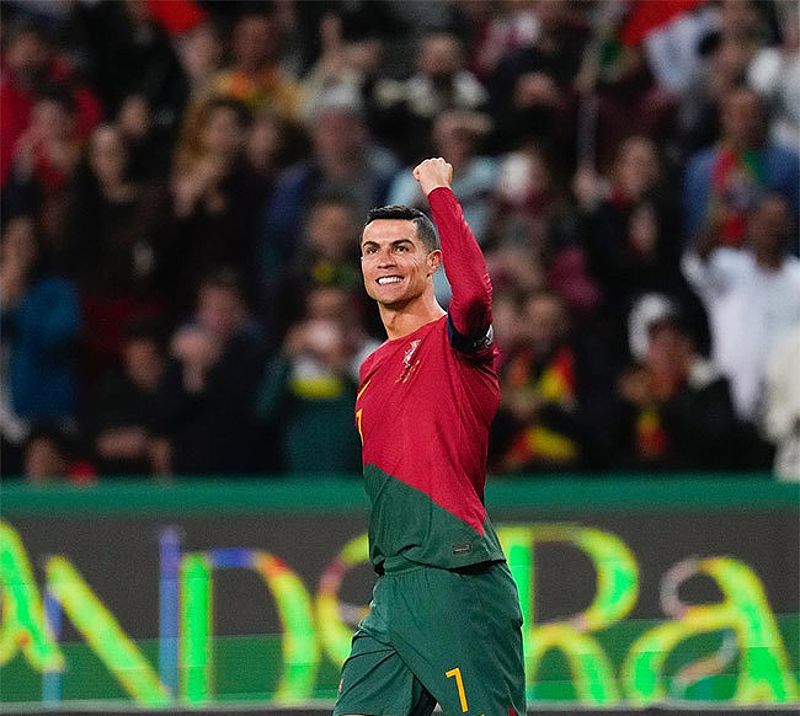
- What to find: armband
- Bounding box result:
[447,316,494,354]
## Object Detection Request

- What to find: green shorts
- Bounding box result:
[333,558,525,716]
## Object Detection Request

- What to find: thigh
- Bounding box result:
[388,563,526,716]
[334,580,437,716]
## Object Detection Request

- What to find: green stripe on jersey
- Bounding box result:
[364,464,505,570]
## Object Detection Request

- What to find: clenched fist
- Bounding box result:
[413,157,453,196]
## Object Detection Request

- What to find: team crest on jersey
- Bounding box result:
[398,339,421,383]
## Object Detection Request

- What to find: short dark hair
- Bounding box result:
[364,205,439,251]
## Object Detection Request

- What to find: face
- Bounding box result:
[615,138,659,200]
[1,216,37,268]
[117,95,151,140]
[233,15,275,69]
[31,99,73,141]
[6,30,49,76]
[123,338,163,389]
[180,23,222,79]
[647,323,691,372]
[197,285,246,342]
[525,294,567,355]
[360,220,441,308]
[90,125,127,181]
[418,34,463,79]
[720,0,761,35]
[246,115,280,170]
[25,438,67,483]
[202,106,244,156]
[721,90,764,148]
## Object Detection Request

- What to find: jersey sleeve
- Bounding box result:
[428,187,493,352]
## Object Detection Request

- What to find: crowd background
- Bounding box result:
[1,0,798,483]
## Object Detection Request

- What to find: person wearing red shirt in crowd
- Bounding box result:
[1,22,101,188]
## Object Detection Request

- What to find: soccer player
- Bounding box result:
[335,158,525,716]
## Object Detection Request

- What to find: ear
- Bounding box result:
[427,249,442,276]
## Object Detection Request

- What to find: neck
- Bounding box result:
[379,294,445,341]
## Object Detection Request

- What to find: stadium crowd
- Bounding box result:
[1,0,799,482]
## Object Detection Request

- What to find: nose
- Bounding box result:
[376,248,397,268]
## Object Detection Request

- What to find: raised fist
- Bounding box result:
[413,157,453,196]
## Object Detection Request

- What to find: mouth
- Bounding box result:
[376,275,403,286]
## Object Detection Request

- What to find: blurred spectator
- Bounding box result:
[576,136,695,360]
[22,423,95,485]
[176,21,223,103]
[0,20,102,189]
[613,306,743,471]
[683,86,800,249]
[747,0,800,147]
[158,270,270,476]
[271,194,363,341]
[716,0,768,65]
[584,2,683,169]
[579,136,681,302]
[62,123,167,380]
[291,0,401,78]
[115,93,174,182]
[762,325,800,481]
[72,0,187,134]
[683,193,800,421]
[211,11,301,120]
[262,86,399,287]
[0,215,80,426]
[489,291,586,473]
[175,21,234,184]
[492,141,559,250]
[678,2,766,154]
[167,98,263,310]
[488,0,589,153]
[301,12,384,120]
[245,110,309,198]
[5,89,81,241]
[489,141,599,319]
[88,320,168,477]
[371,30,488,163]
[257,285,373,474]
[469,0,540,79]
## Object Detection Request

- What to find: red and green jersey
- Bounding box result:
[356,187,505,570]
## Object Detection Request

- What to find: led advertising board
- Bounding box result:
[1,479,798,712]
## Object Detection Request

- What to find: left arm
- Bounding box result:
[416,158,493,342]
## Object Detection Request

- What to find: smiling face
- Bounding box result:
[360,219,441,309]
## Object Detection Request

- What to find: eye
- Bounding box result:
[395,244,408,252]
